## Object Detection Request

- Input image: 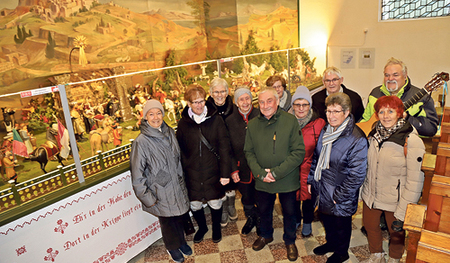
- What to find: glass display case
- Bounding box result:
[0,47,321,224]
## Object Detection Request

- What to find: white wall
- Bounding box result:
[300,0,450,104]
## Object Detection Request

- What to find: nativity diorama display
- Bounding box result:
[0,0,323,188]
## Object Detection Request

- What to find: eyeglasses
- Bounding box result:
[325,110,344,115]
[324,78,340,84]
[293,103,310,108]
[212,90,227,95]
[191,100,205,105]
[272,85,284,89]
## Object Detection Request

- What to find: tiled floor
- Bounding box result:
[128,196,407,263]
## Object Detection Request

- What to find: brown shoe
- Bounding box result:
[286,244,298,261]
[252,236,274,251]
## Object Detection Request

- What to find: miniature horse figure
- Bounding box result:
[28,125,64,174]
[28,145,64,174]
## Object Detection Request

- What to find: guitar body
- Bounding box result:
[357,114,378,137]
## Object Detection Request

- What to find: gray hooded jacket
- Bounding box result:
[130,120,189,217]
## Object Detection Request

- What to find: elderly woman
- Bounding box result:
[266,75,291,111]
[206,77,238,227]
[224,86,261,235]
[288,86,326,237]
[308,92,368,263]
[176,84,231,244]
[130,99,191,263]
[361,96,425,263]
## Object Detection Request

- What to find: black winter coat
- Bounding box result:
[225,105,260,183]
[176,101,231,201]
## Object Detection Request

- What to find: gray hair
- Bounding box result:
[322,66,342,81]
[210,77,229,95]
[259,87,279,101]
[384,57,408,76]
[325,92,352,113]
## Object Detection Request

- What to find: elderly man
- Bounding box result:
[225,86,260,236]
[266,75,292,111]
[206,77,237,227]
[361,57,438,137]
[313,66,364,122]
[244,88,305,261]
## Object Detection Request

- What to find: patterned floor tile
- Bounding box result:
[128,198,410,263]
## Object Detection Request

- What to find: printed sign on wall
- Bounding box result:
[0,172,161,263]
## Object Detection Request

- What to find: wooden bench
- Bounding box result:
[404,175,450,262]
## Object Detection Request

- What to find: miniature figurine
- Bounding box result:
[19,123,34,154]
[3,151,17,184]
[113,126,123,147]
[70,103,87,142]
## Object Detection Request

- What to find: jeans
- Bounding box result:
[256,190,297,244]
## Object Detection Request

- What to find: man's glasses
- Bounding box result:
[324,78,340,84]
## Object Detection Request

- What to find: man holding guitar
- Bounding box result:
[360,57,439,137]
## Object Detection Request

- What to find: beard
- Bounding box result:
[386,80,399,92]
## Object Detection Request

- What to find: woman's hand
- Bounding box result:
[307,184,311,194]
[231,171,240,183]
[220,178,230,185]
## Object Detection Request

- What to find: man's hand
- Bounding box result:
[307,184,311,194]
[263,168,275,183]
[231,171,240,183]
[220,178,230,185]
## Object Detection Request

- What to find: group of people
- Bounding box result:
[130,57,435,263]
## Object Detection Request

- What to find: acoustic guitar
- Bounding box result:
[357,72,449,136]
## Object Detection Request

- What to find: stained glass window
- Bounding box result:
[381,0,450,20]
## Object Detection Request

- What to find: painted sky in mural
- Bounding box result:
[0,0,299,93]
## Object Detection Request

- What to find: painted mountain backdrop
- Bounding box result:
[0,0,298,92]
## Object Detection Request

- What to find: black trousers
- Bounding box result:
[237,180,257,218]
[159,214,187,251]
[295,199,314,224]
[320,213,352,256]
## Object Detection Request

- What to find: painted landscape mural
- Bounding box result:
[0,0,300,93]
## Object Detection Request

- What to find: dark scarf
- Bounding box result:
[297,109,313,129]
[374,118,406,145]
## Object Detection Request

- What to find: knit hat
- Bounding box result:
[291,86,312,108]
[143,99,164,119]
[234,87,252,104]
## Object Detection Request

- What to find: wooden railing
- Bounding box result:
[0,142,132,214]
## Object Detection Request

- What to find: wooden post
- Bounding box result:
[404,204,426,263]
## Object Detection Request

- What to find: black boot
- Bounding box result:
[241,215,256,236]
[183,212,195,236]
[192,209,208,243]
[210,207,223,243]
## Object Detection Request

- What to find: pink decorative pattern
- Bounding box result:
[54,219,69,234]
[0,174,131,236]
[44,248,59,262]
[93,221,160,263]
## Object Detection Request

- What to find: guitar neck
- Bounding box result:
[403,88,429,109]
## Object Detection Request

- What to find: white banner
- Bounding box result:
[0,171,161,263]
